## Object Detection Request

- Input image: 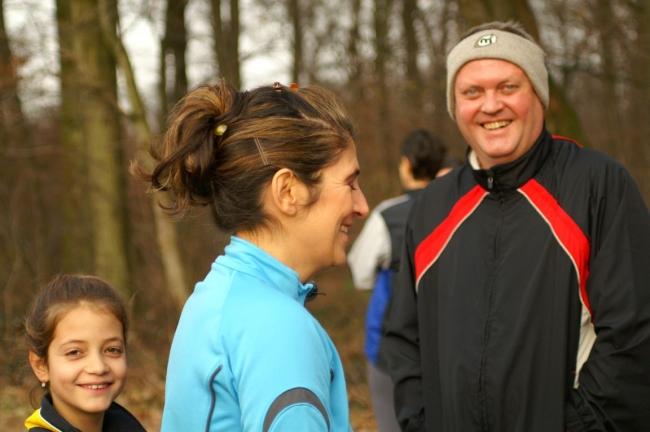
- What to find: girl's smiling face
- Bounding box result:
[30,302,127,429]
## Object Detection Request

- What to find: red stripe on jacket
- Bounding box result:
[414,185,488,291]
[518,179,592,317]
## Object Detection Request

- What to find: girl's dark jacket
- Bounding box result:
[24,393,146,432]
[381,129,650,431]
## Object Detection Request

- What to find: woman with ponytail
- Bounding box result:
[142,81,368,431]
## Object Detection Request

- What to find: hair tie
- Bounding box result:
[214,124,228,136]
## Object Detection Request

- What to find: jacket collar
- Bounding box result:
[469,128,552,192]
[217,236,317,304]
[25,394,145,432]
[25,394,76,432]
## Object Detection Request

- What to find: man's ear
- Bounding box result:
[29,351,49,384]
[269,168,309,216]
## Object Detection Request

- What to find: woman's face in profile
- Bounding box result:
[293,144,369,275]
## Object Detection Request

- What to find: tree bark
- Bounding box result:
[0,0,27,147]
[593,0,621,158]
[98,0,189,309]
[210,0,241,88]
[55,0,94,273]
[346,0,365,100]
[417,0,452,134]
[159,0,189,127]
[0,0,28,336]
[373,0,395,190]
[402,0,422,116]
[628,0,650,200]
[71,0,131,295]
[288,0,303,83]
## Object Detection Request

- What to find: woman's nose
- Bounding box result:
[354,189,369,218]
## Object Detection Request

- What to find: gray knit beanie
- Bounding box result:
[446,28,548,119]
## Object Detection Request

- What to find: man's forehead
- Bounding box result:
[455,58,529,84]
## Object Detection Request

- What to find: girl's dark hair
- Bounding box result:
[401,129,447,180]
[142,81,355,232]
[25,274,129,360]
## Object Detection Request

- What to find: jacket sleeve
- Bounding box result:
[347,209,391,290]
[380,221,426,431]
[566,166,650,431]
[233,306,335,432]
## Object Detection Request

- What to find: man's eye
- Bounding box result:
[463,88,479,97]
[502,84,518,93]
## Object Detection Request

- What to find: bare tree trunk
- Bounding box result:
[56,0,94,273]
[159,0,189,127]
[0,0,27,336]
[0,0,27,147]
[98,0,188,309]
[373,0,395,190]
[628,0,650,200]
[402,0,422,118]
[71,0,131,295]
[593,0,621,159]
[210,0,241,88]
[347,0,365,100]
[417,0,452,135]
[288,0,303,83]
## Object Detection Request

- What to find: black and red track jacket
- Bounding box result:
[381,129,650,432]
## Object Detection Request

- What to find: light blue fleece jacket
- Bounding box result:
[161,236,352,432]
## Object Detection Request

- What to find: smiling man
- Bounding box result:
[381,21,650,432]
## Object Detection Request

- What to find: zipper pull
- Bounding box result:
[487,175,494,190]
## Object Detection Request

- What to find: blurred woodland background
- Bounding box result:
[1,0,649,429]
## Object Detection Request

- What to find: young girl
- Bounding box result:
[143,81,369,431]
[24,274,145,432]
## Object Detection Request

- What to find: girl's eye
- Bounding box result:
[65,349,82,357]
[106,346,124,356]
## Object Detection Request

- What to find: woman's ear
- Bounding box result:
[29,351,49,384]
[269,168,310,216]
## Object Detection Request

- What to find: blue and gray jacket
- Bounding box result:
[161,236,351,431]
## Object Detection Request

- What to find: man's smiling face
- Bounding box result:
[454,58,544,169]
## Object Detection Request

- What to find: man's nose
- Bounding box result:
[481,91,503,114]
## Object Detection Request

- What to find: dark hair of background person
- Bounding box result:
[400,129,447,180]
[139,81,356,233]
[24,274,129,361]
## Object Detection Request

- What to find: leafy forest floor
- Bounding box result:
[0,267,377,430]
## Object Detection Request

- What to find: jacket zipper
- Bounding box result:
[478,193,502,431]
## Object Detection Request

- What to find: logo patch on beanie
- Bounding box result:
[475,34,497,48]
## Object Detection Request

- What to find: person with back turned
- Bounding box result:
[348,129,447,432]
